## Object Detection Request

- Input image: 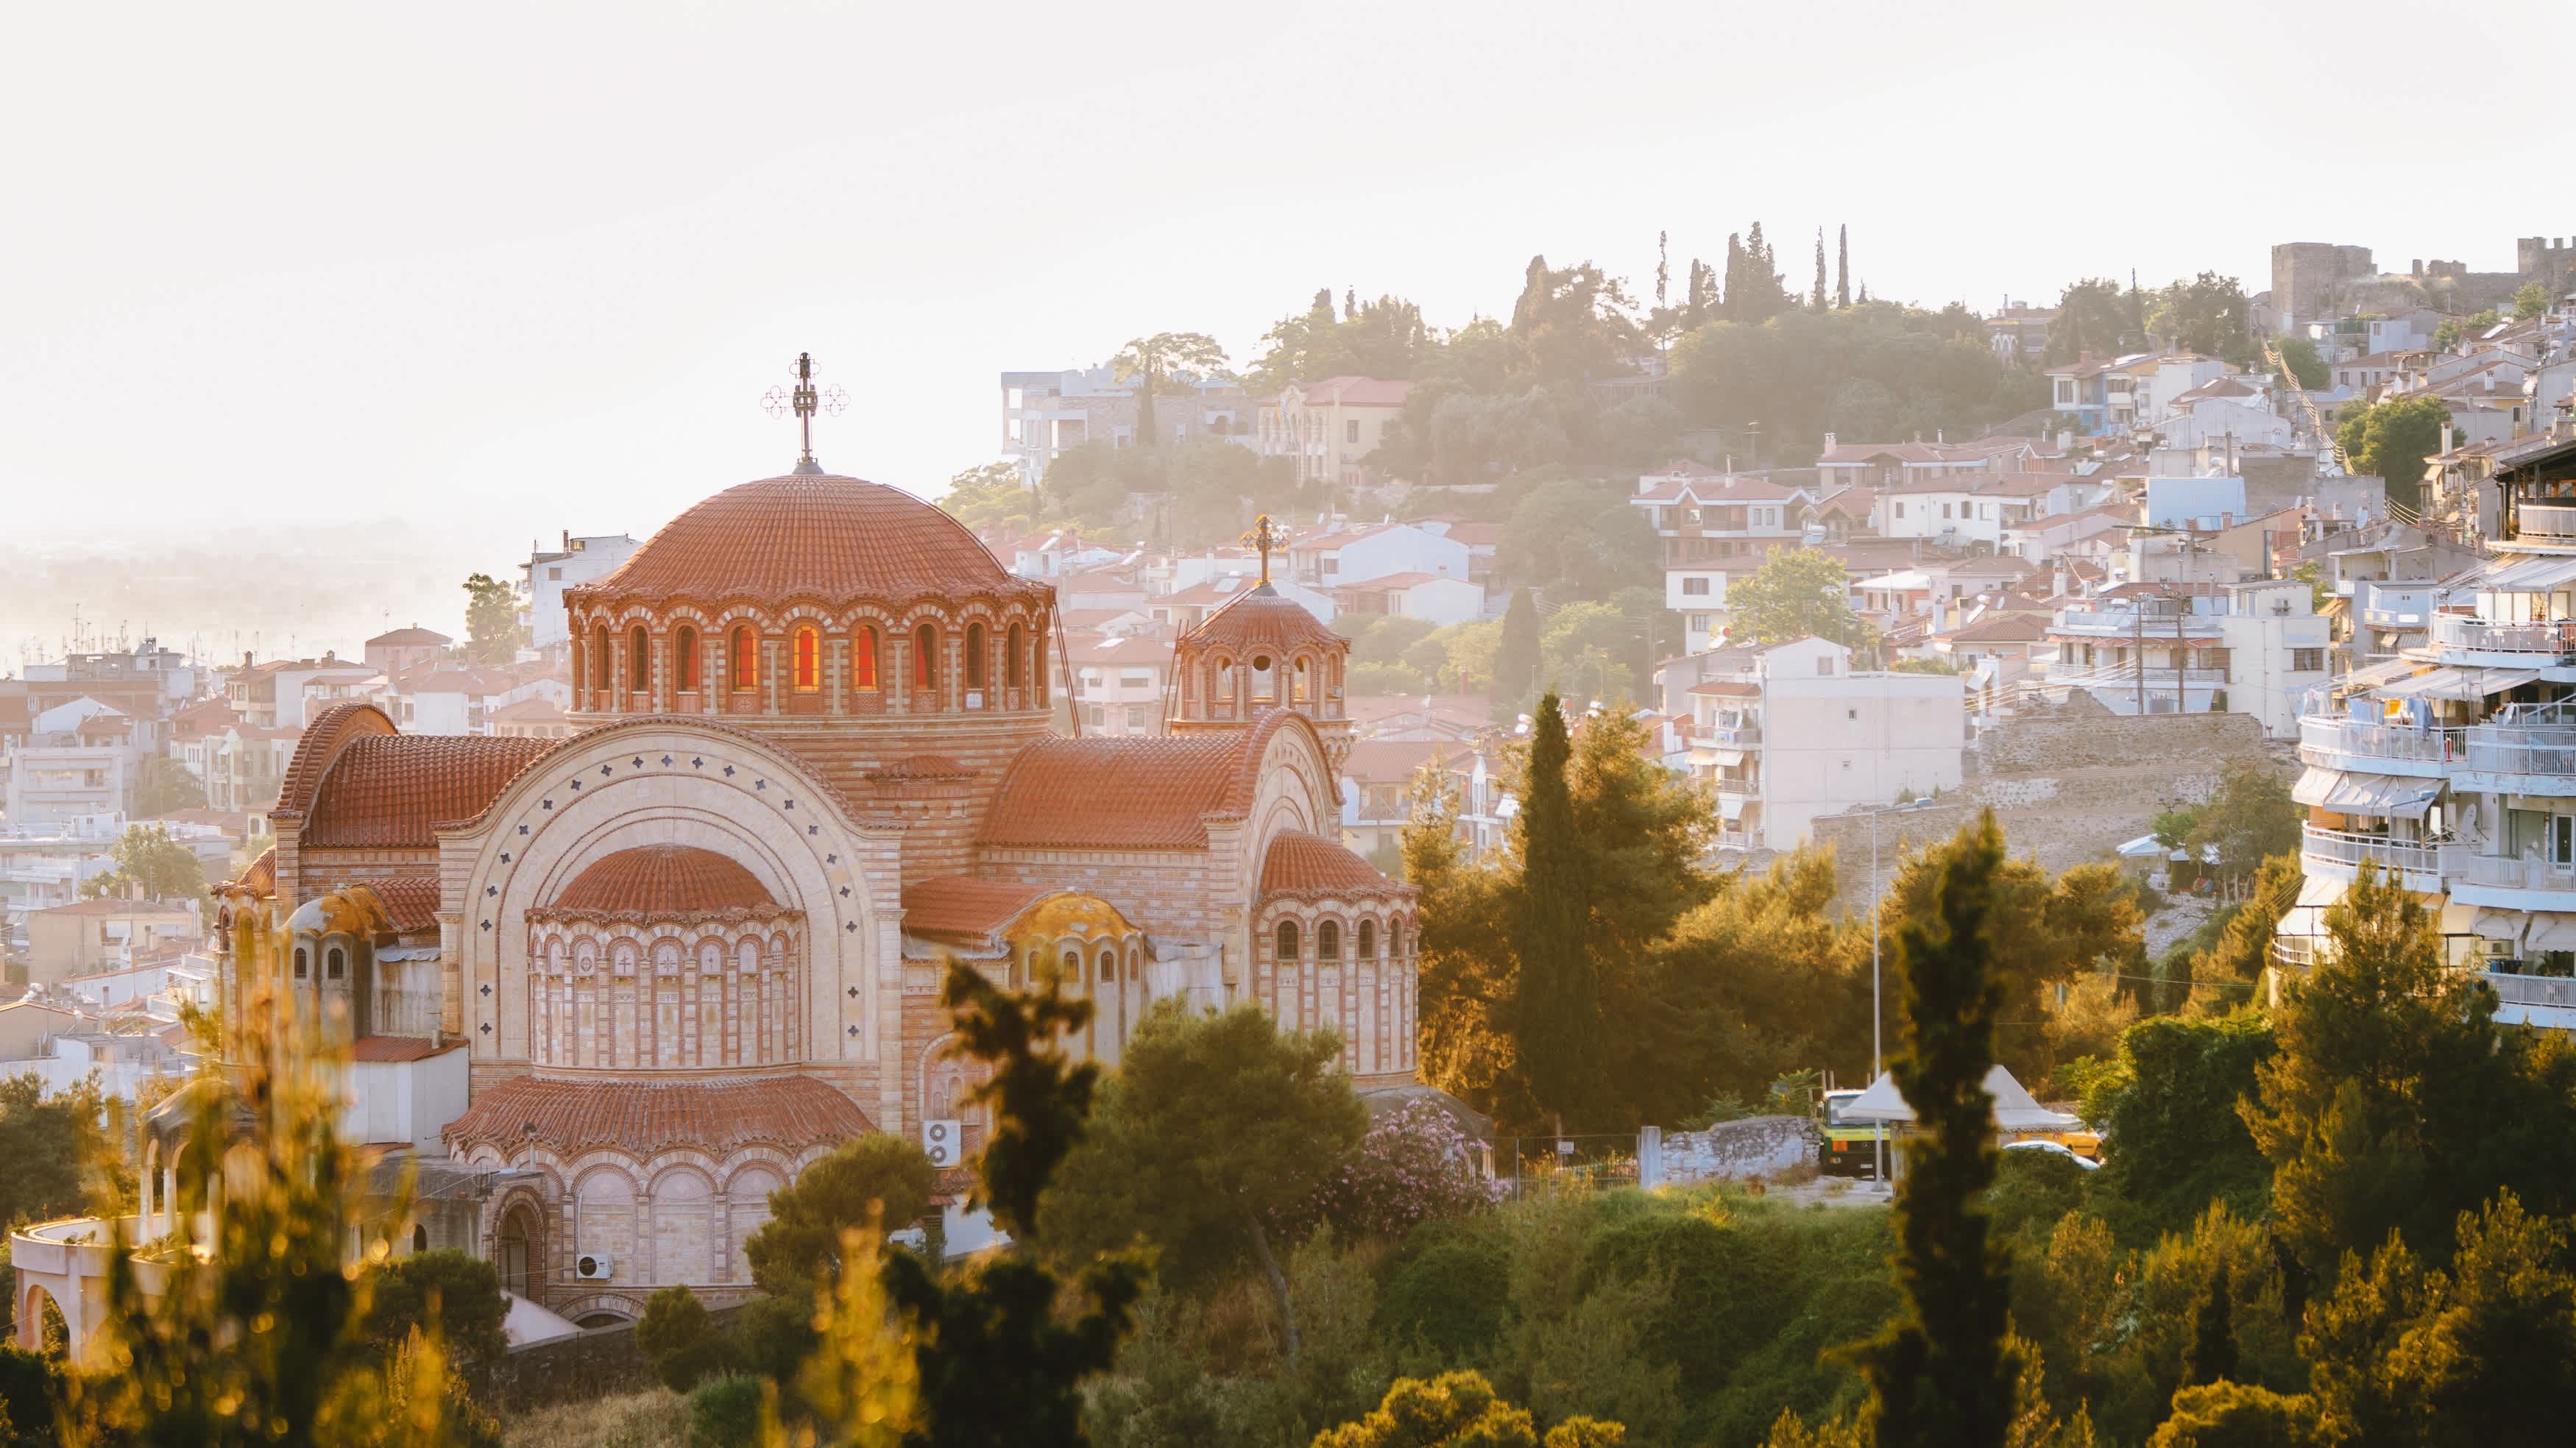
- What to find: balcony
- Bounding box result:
[2043,664,2230,692]
[2298,716,2463,776]
[2300,825,2458,890]
[2357,581,2435,631]
[2459,854,2576,897]
[2052,608,2220,636]
[2460,722,2576,792]
[2509,502,2576,546]
[1689,720,1761,748]
[2486,971,2576,1012]
[2428,613,2576,660]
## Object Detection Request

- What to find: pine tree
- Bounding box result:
[1510,693,1606,1131]
[2185,1261,2238,1388]
[1850,812,2020,1448]
[1494,588,1542,704]
[1836,224,1850,309]
[1813,228,1828,310]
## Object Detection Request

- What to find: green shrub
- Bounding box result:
[0,1342,63,1447]
[359,1249,510,1362]
[1382,1237,1512,1361]
[637,1284,735,1393]
[1985,1149,2091,1243]
[686,1374,765,1448]
[1582,1209,1787,1396]
[729,1291,820,1384]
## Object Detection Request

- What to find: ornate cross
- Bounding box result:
[1242,514,1285,584]
[762,352,847,474]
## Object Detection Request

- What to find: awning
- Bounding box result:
[1719,795,1746,820]
[2293,767,2441,817]
[2340,656,2425,691]
[2376,667,2540,701]
[2298,875,2350,909]
[2476,555,2576,592]
[2527,913,2576,952]
[2473,909,2530,943]
[1711,748,1746,767]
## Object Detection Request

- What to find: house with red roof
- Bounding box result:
[1259,376,1414,489]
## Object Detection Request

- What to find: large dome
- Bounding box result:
[542,845,777,918]
[574,474,1044,608]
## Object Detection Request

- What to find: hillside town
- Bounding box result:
[14,5,2576,1437]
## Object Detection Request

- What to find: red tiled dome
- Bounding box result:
[1181,583,1343,659]
[573,473,1046,608]
[545,845,775,916]
[1259,829,1415,901]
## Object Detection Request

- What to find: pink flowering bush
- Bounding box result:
[1278,1100,1500,1243]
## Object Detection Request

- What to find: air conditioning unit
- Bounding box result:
[921,1119,963,1169]
[575,1252,614,1280]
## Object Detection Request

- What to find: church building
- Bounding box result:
[215,401,1419,1325]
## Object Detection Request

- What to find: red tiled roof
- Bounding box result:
[361,875,443,934]
[1179,583,1342,657]
[444,1073,875,1157]
[351,1034,461,1063]
[234,846,277,898]
[300,734,562,850]
[486,696,566,722]
[275,703,400,818]
[366,627,453,647]
[542,845,774,917]
[902,876,1050,943]
[980,735,1245,850]
[572,474,1050,609]
[1259,829,1414,902]
[1341,739,1455,781]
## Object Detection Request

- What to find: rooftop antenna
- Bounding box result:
[762,352,848,475]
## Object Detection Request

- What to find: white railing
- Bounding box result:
[2512,502,2576,542]
[2300,716,2465,765]
[2430,614,2576,658]
[2462,855,2576,893]
[2301,825,2458,879]
[2054,609,2217,634]
[2045,665,2230,689]
[2357,582,2435,628]
[2463,725,2576,778]
[2487,972,2576,1009]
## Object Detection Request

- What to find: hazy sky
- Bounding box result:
[7,0,2572,568]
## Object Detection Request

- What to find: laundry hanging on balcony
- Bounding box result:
[2294,767,2443,817]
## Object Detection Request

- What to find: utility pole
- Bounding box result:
[2134,603,2147,715]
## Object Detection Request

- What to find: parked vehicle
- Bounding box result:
[2003,1138,2100,1171]
[1816,1089,1884,1179]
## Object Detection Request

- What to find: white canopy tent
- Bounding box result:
[1839,1064,2082,1133]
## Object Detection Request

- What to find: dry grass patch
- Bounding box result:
[499,1387,689,1448]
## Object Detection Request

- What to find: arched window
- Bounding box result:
[630,626,650,690]
[793,625,820,691]
[591,627,612,689]
[1317,920,1340,962]
[1275,919,1300,962]
[964,622,986,694]
[411,1223,429,1254]
[1098,948,1117,984]
[1252,654,1275,702]
[914,623,939,690]
[1356,919,1376,959]
[1214,656,1235,701]
[675,626,698,692]
[325,945,345,981]
[293,946,309,979]
[1292,656,1311,703]
[1061,948,1083,987]
[731,625,757,691]
[1006,623,1025,686]
[852,625,878,689]
[1032,624,1049,702]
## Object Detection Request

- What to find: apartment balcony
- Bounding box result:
[2051,609,2221,637]
[1688,720,1762,749]
[2452,853,2576,909]
[2505,502,2576,550]
[2487,970,2576,1011]
[2297,716,2463,778]
[2042,664,2229,692]
[2427,613,2576,661]
[2300,824,2458,892]
[2458,722,2576,795]
[2357,582,2435,631]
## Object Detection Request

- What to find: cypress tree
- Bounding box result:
[1837,224,1851,308]
[1812,227,1828,310]
[1721,233,1744,322]
[1850,812,2019,1448]
[1494,587,1541,704]
[1510,692,1605,1132]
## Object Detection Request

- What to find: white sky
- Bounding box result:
[6,0,2572,558]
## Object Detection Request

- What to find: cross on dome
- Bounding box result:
[1241,514,1286,586]
[760,351,849,475]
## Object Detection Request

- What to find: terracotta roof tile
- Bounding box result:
[361,874,443,933]
[902,876,1050,943]
[980,734,1246,850]
[301,734,562,850]
[1178,583,1342,657]
[235,846,276,898]
[444,1073,874,1157]
[1259,829,1415,902]
[351,1034,461,1063]
[571,474,1050,609]
[542,845,774,916]
[274,703,400,818]
[366,627,453,647]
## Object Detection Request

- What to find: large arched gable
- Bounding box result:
[1236,709,1338,881]
[439,717,905,1079]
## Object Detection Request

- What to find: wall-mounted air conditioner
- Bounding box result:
[575,1252,614,1280]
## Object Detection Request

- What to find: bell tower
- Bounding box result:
[1165,517,1352,770]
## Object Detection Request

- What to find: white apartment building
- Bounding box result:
[520,533,643,652]
[1000,368,1256,488]
[1671,638,1964,851]
[2280,430,2576,1029]
[1284,522,1471,592]
[2041,580,2329,738]
[1061,632,1170,737]
[1629,465,1818,654]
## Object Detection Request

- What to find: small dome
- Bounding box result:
[1181,583,1342,659]
[573,474,1045,608]
[548,845,775,916]
[1259,829,1413,901]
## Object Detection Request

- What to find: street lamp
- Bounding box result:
[1850,796,1938,1188]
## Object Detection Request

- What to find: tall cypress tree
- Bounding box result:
[1812,228,1828,310]
[1850,812,2019,1448]
[1721,233,1745,322]
[1836,224,1850,309]
[1494,587,1541,704]
[1510,692,1604,1132]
